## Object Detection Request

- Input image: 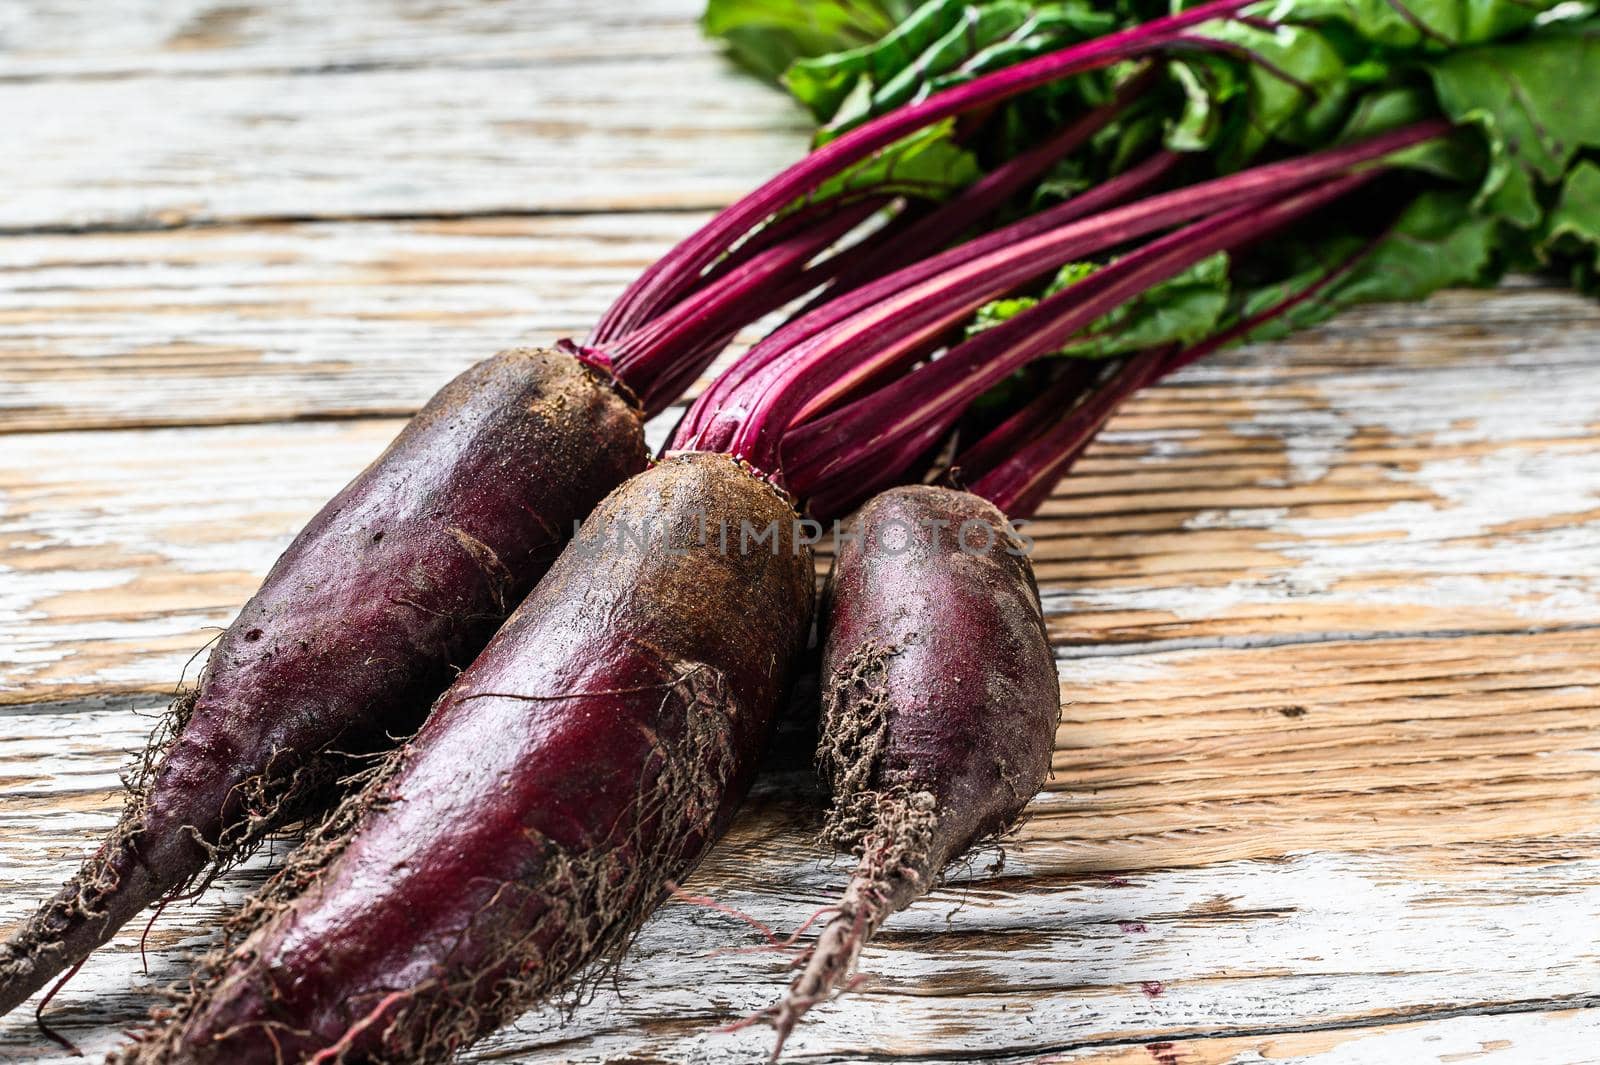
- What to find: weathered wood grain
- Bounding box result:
[3,216,1598,436]
[0,674,1593,1055]
[3,325,1598,1055]
[0,0,807,232]
[2,691,1597,1062]
[1038,1009,1600,1065]
[0,64,805,232]
[0,213,703,432]
[6,0,709,79]
[5,624,1598,873]
[5,286,1600,703]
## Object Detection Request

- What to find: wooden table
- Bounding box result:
[2,2,1598,1062]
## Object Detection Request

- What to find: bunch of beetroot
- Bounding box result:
[8,0,1600,1059]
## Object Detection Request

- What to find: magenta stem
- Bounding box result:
[777,170,1375,497]
[611,89,1119,419]
[806,65,1162,306]
[683,191,879,298]
[973,221,1391,517]
[950,361,1106,484]
[589,0,1254,344]
[697,122,1443,476]
[692,163,1226,463]
[605,197,884,415]
[674,147,1183,453]
[1161,224,1388,377]
[969,349,1168,518]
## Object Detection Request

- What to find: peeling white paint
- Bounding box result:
[1058,316,1600,633]
[1186,506,1292,530]
[1229,407,1355,485]
[1055,653,1181,684]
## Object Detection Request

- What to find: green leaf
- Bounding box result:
[1153,1,1572,164]
[797,119,982,209]
[1229,240,1365,342]
[968,261,1097,333]
[1237,189,1504,341]
[1165,55,1242,152]
[786,0,976,124]
[1059,251,1232,356]
[1546,159,1600,242]
[906,3,1120,91]
[1540,159,1600,290]
[968,253,1232,357]
[1429,23,1600,227]
[784,0,1116,134]
[1285,0,1562,50]
[702,0,914,82]
[710,0,1600,376]
[1182,21,1352,165]
[1333,84,1481,179]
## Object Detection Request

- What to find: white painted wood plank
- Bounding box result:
[1044,1009,1600,1065]
[2,4,1597,1060]
[3,386,1595,1056]
[2,211,1598,436]
[1,703,1596,1064]
[5,294,1600,701]
[0,57,806,231]
[0,213,709,432]
[4,0,711,79]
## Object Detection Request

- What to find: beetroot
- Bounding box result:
[0,349,645,1018]
[771,486,1059,1049]
[3,6,1427,1022]
[13,28,1432,1039]
[115,454,814,1064]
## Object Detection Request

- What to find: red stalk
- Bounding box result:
[804,66,1162,305]
[605,197,886,415]
[675,147,1183,452]
[948,361,1107,484]
[969,348,1169,519]
[776,171,1375,497]
[607,75,1138,417]
[969,220,1393,517]
[590,0,1255,344]
[686,122,1442,478]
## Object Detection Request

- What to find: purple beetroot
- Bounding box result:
[113,454,815,1063]
[770,487,1059,1051]
[0,349,645,1017]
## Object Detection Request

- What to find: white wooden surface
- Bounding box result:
[1,2,1598,1063]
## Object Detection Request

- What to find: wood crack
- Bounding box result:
[785,998,1600,1063]
[1050,622,1600,658]
[0,48,703,88]
[0,202,727,241]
